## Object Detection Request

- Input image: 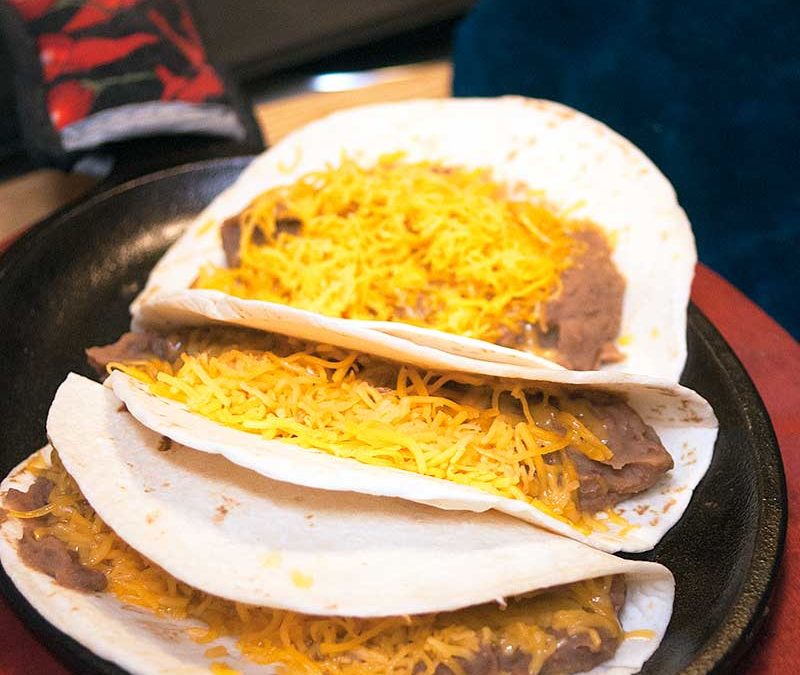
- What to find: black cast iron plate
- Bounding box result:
[0,157,787,674]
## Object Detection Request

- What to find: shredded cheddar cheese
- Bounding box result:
[111,329,615,529]
[10,455,626,675]
[194,154,599,344]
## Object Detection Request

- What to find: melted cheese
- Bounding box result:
[194,154,596,342]
[111,331,614,529]
[11,455,625,675]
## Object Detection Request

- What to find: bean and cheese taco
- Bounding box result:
[0,376,674,674]
[86,322,717,554]
[131,98,696,380]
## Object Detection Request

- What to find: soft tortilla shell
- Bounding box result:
[132,97,696,381]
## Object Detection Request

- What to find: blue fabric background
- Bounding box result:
[453,0,798,337]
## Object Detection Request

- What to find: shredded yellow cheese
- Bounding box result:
[194,154,599,344]
[111,330,615,529]
[10,455,625,675]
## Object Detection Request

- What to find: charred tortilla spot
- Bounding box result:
[214,504,229,523]
[158,437,172,453]
[214,495,240,523]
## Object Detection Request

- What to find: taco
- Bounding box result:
[86,323,717,553]
[0,376,674,674]
[131,98,696,380]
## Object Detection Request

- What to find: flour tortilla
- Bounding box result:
[111,302,716,554]
[0,388,674,673]
[131,97,696,381]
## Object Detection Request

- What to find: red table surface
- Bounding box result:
[0,262,797,674]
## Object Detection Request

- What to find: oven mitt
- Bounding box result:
[0,0,251,164]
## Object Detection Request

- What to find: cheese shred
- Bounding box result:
[9,454,626,674]
[194,154,597,343]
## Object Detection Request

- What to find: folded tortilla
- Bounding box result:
[131,97,696,381]
[92,319,715,554]
[0,377,675,674]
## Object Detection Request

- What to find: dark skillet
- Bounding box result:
[0,157,786,674]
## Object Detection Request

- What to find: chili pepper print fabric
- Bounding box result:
[6,0,236,137]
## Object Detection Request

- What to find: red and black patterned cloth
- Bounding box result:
[1,0,251,160]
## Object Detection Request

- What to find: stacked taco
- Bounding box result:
[87,325,715,553]
[131,98,696,381]
[0,98,714,674]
